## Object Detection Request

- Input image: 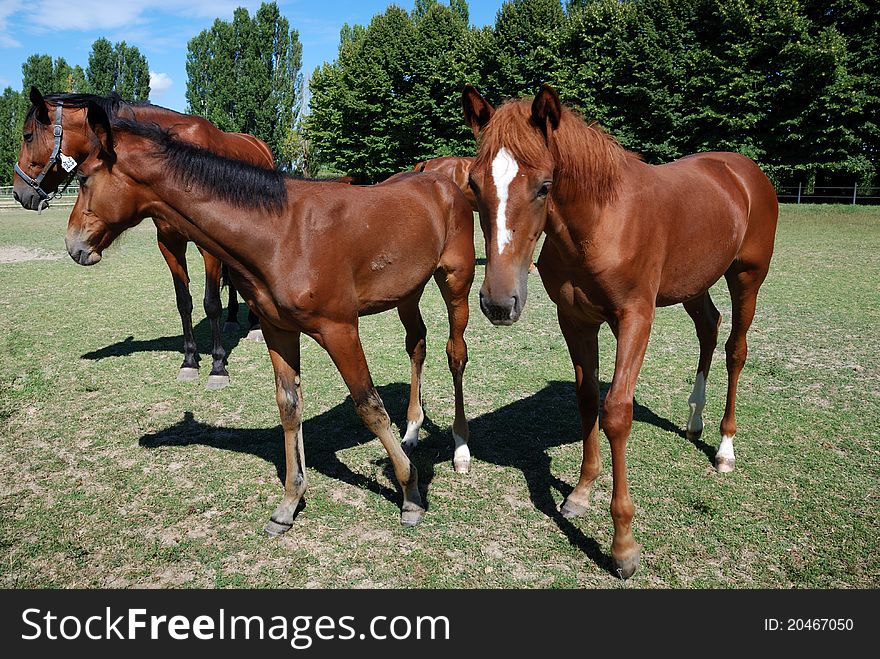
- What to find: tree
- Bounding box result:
[0,87,24,185]
[85,38,150,100]
[185,2,303,169]
[21,55,84,94]
[305,1,486,181]
[481,0,566,101]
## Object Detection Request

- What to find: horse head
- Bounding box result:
[14,88,96,211]
[462,84,560,325]
[64,102,146,266]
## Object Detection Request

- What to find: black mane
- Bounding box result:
[112,119,287,213]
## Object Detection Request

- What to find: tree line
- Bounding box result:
[305,0,878,189]
[2,0,876,192]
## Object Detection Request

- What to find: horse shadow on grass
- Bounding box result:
[138,380,714,575]
[80,315,245,364]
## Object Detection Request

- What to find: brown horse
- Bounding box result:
[462,84,778,578]
[413,156,477,211]
[64,104,475,530]
[13,88,275,388]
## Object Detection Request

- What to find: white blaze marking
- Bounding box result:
[490,147,519,254]
[717,434,736,460]
[687,372,706,435]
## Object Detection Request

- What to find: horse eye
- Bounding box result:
[76,173,89,186]
[537,181,552,199]
[23,132,33,143]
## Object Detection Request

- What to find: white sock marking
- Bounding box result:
[453,431,470,469]
[402,415,423,447]
[687,372,706,435]
[717,434,735,460]
[490,147,519,254]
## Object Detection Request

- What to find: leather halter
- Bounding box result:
[13,103,78,213]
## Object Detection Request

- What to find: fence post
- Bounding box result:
[852,183,857,205]
[797,182,801,204]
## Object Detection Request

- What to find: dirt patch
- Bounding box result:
[0,246,62,264]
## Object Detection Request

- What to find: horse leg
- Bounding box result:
[155,227,199,381]
[604,306,654,579]
[223,265,241,332]
[320,321,425,526]
[397,295,427,455]
[434,244,474,473]
[717,266,767,473]
[683,292,722,440]
[260,323,307,535]
[558,312,601,518]
[247,311,264,342]
[201,248,230,391]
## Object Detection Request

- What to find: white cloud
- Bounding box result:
[22,0,268,32]
[0,0,21,48]
[149,71,172,97]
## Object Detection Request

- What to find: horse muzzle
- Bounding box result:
[12,184,44,212]
[65,235,102,266]
[479,291,523,326]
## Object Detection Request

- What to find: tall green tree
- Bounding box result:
[481,0,565,101]
[305,1,485,180]
[21,55,84,94]
[185,2,303,169]
[1,87,24,185]
[85,38,150,100]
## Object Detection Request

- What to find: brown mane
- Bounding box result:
[474,99,632,206]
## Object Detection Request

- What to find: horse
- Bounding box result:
[462,84,778,578]
[63,103,475,531]
[413,156,477,211]
[13,88,275,389]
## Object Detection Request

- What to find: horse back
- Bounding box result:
[617,152,777,305]
[279,173,472,317]
[677,152,778,267]
[131,106,275,168]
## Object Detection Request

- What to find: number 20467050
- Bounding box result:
[764,618,854,631]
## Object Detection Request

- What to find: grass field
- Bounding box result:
[0,204,878,588]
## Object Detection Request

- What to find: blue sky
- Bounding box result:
[0,0,505,112]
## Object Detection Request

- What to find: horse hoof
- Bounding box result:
[223,321,241,332]
[716,456,736,473]
[613,548,641,580]
[247,329,264,342]
[265,519,293,536]
[453,457,470,474]
[177,367,199,382]
[401,439,417,456]
[686,428,703,441]
[400,507,425,527]
[206,374,230,391]
[560,498,589,519]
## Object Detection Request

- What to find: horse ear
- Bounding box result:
[29,86,50,125]
[86,100,115,161]
[462,85,495,139]
[531,84,562,140]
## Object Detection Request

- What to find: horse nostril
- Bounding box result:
[12,190,20,202]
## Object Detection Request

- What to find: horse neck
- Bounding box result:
[120,143,284,274]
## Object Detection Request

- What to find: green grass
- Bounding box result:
[0,204,878,588]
